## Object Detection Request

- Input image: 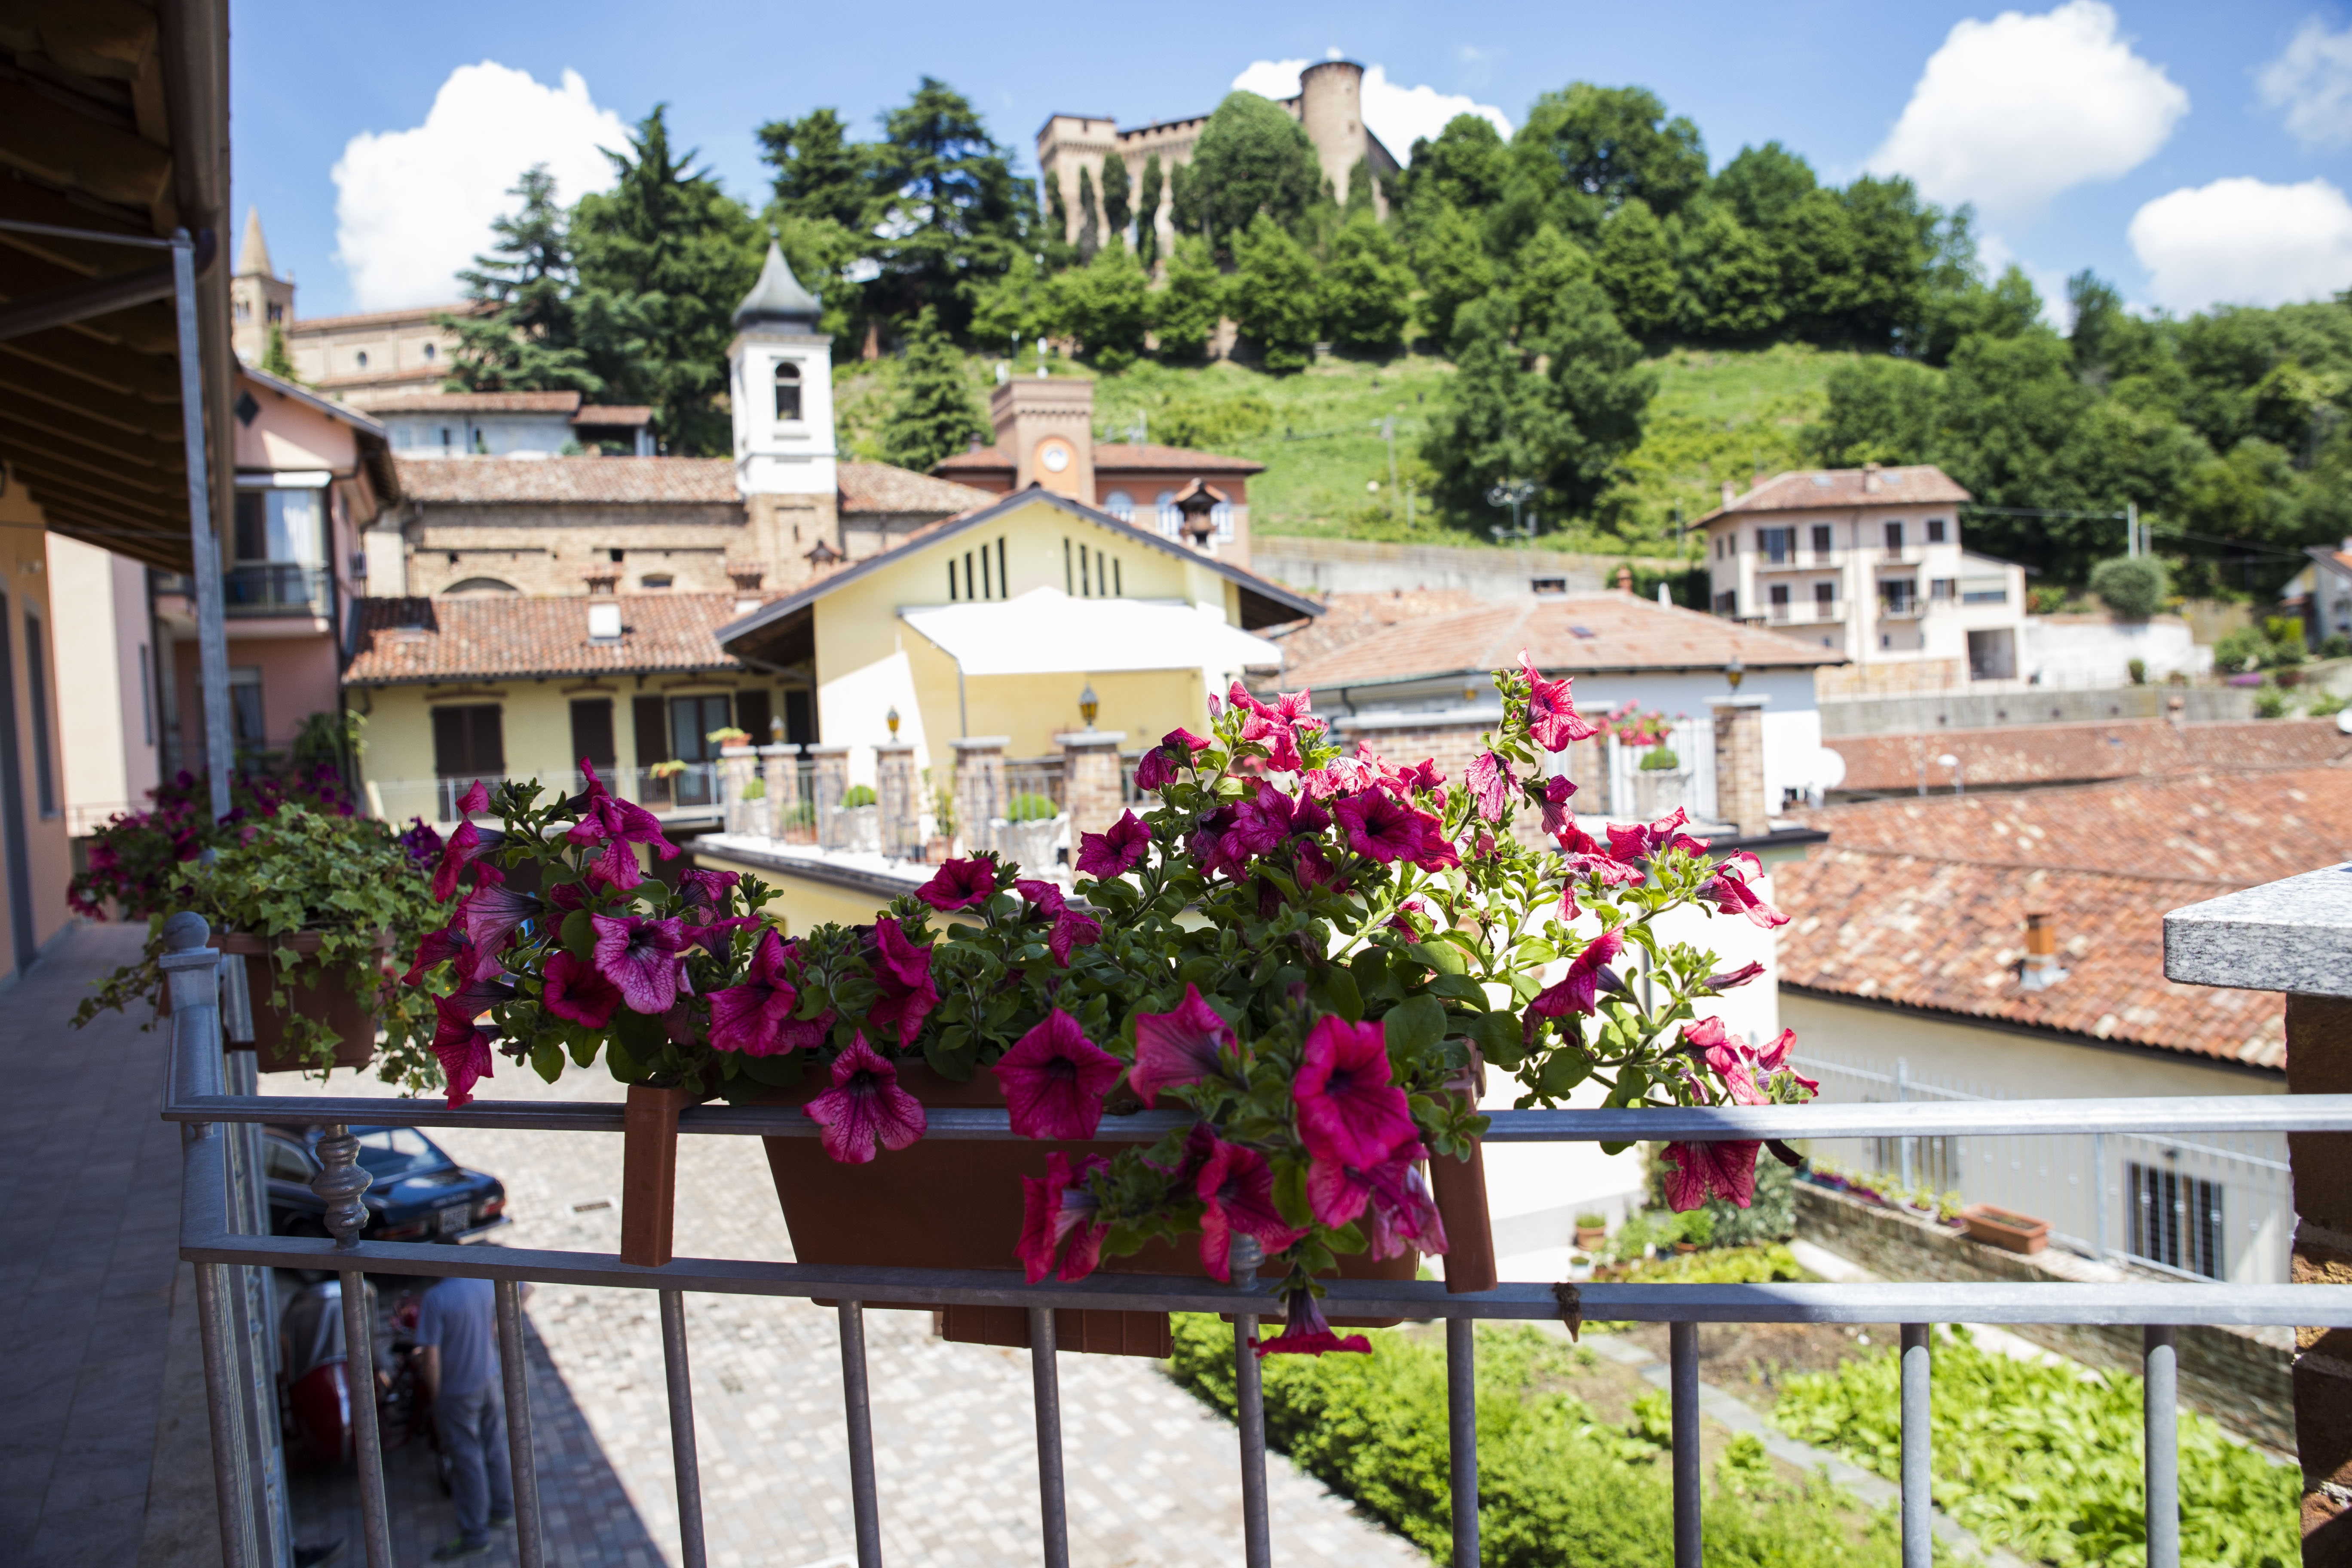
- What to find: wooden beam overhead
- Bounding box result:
[0,79,175,213]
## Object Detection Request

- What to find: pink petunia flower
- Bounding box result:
[402,920,474,986]
[1702,852,1790,929]
[918,857,997,911]
[707,929,803,1056]
[804,1035,928,1164]
[676,867,740,914]
[1293,1015,1417,1168]
[565,760,681,889]
[1465,751,1514,822]
[1519,652,1600,751]
[1360,1152,1448,1259]
[1015,878,1067,919]
[1047,908,1100,967]
[1660,1139,1761,1210]
[1705,960,1767,992]
[1682,1016,1765,1107]
[1017,1151,1112,1283]
[866,916,938,1045]
[456,780,491,817]
[430,818,505,903]
[1187,805,1250,880]
[1255,1286,1371,1358]
[460,880,540,970]
[1194,1137,1306,1283]
[1134,727,1212,792]
[590,913,689,1015]
[435,1027,496,1109]
[1130,983,1233,1106]
[542,949,622,1029]
[1753,1027,1819,1096]
[1539,775,1580,836]
[1228,784,1296,858]
[992,1009,1124,1139]
[1530,928,1625,1018]
[1075,810,1151,879]
[1333,789,1427,864]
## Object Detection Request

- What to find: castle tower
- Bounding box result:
[229,207,295,366]
[1294,61,1383,216]
[731,243,839,588]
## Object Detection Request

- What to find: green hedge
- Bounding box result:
[1169,1316,1900,1567]
[1772,1328,2297,1567]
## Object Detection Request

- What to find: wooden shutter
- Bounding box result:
[784,689,814,745]
[432,704,503,778]
[632,695,671,764]
[569,699,616,769]
[735,690,772,746]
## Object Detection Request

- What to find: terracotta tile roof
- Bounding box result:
[1263,588,1485,668]
[1696,465,1970,525]
[932,444,1008,471]
[344,592,760,684]
[1828,718,2352,795]
[573,405,652,426]
[291,301,483,332]
[364,391,583,415]
[933,443,1264,475]
[1773,766,2352,1067]
[1282,592,1846,689]
[392,457,740,505]
[836,461,995,517]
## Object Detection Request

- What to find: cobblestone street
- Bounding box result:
[291,1067,1426,1568]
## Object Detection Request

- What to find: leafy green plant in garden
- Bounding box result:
[841,783,878,808]
[1773,1327,2298,1567]
[1004,791,1057,822]
[1169,1316,1902,1567]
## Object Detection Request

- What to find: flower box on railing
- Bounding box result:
[1961,1203,2051,1254]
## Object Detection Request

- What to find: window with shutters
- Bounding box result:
[431,704,503,780]
[784,690,815,745]
[736,690,773,745]
[569,699,616,771]
[632,695,670,765]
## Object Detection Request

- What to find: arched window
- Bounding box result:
[355,349,369,369]
[442,577,521,597]
[1155,490,1179,537]
[1103,490,1134,524]
[774,360,802,421]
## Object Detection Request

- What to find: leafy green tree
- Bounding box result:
[1045,239,1149,369]
[756,107,871,232]
[865,78,1034,331]
[1809,357,1943,467]
[1678,207,1781,340]
[966,251,1043,357]
[1498,83,1708,248]
[1226,213,1322,371]
[1836,175,1938,350]
[1043,178,1076,273]
[1594,197,1678,338]
[1341,157,1378,223]
[1711,142,1818,231]
[1076,165,1100,263]
[1135,153,1164,271]
[1187,92,1325,248]
[879,306,987,472]
[1502,224,1594,343]
[259,322,300,382]
[1404,115,1509,219]
[1101,154,1132,242]
[1318,214,1412,354]
[1149,235,1224,359]
[1412,201,1495,352]
[570,110,761,452]
[443,165,603,396]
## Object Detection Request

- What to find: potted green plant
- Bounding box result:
[401,656,1817,1350]
[1575,1212,1609,1250]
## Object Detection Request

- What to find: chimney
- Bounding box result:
[1708,695,1770,836]
[1862,460,1882,495]
[2019,910,2068,991]
[1616,565,1633,594]
[726,560,765,616]
[581,562,620,595]
[1721,480,1736,506]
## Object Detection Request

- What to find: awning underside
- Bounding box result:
[900,587,1283,677]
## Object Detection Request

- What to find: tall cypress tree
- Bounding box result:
[442,165,603,396]
[1135,153,1164,272]
[1076,165,1100,263]
[1101,154,1132,242]
[880,306,989,472]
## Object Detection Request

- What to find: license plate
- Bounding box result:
[437,1205,471,1236]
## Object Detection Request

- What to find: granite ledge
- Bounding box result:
[2164,861,2352,998]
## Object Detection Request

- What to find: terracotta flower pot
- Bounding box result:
[1575,1225,1609,1251]
[621,1081,707,1268]
[210,931,382,1074]
[760,1063,1464,1357]
[1960,1203,2050,1255]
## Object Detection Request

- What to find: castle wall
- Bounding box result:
[399,501,753,597]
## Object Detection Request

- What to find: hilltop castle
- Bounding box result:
[1037,59,1401,251]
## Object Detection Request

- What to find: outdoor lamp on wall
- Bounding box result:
[886,705,900,739]
[1078,683,1099,729]
[1726,656,1745,692]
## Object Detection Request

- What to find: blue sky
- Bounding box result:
[230,0,2352,322]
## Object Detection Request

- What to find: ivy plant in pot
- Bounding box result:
[404,657,1814,1355]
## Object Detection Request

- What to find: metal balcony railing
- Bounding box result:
[156,564,334,616]
[157,921,2352,1568]
[1878,597,1926,621]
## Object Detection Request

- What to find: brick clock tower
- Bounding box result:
[988,377,1096,499]
[729,243,839,588]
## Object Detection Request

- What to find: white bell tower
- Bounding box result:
[730,242,835,497]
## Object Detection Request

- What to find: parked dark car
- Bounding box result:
[264,1124,508,1244]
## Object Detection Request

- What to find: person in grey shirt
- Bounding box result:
[413,1276,514,1559]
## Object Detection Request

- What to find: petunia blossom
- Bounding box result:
[1660,1139,1761,1210]
[1519,652,1600,751]
[1129,984,1233,1105]
[1254,1287,1370,1358]
[1704,960,1767,992]
[866,916,938,1045]
[1187,805,1249,880]
[918,857,997,911]
[803,1035,928,1164]
[1075,810,1151,879]
[402,920,475,986]
[459,880,541,970]
[456,780,490,817]
[435,1026,496,1110]
[676,867,740,916]
[1333,788,1427,864]
[541,949,621,1029]
[1016,1151,1112,1283]
[1228,784,1296,858]
[1530,929,1625,1019]
[1134,727,1212,792]
[707,929,803,1056]
[1194,1137,1306,1283]
[1753,1027,1819,1096]
[1014,879,1066,919]
[1047,908,1100,967]
[1702,852,1790,929]
[430,818,505,903]
[565,759,681,889]
[991,1009,1124,1139]
[590,913,689,1015]
[1682,1016,1766,1107]
[1292,1015,1416,1168]
[1539,775,1579,836]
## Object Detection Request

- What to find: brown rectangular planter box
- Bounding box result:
[1960,1203,2050,1254]
[162,931,381,1074]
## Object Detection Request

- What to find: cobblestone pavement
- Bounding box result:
[289,1066,1426,1568]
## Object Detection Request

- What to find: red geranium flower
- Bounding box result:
[992,1009,1123,1139]
[1255,1287,1370,1358]
[1075,810,1151,879]
[1194,1137,1306,1283]
[1292,1015,1416,1168]
[1130,983,1233,1106]
[918,857,997,911]
[1016,1150,1112,1283]
[805,1034,928,1164]
[1519,652,1599,751]
[866,916,938,1044]
[707,928,802,1056]
[542,949,621,1029]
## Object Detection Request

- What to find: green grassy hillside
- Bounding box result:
[833,342,1852,558]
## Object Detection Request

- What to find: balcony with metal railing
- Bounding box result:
[155,563,336,618]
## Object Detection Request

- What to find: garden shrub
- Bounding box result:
[1773,1327,2297,1567]
[1005,791,1059,822]
[841,784,878,808]
[2089,557,2166,619]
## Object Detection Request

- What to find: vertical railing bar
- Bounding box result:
[1900,1323,1931,1568]
[1234,1315,1272,1568]
[838,1301,884,1568]
[1446,1315,1478,1568]
[496,1280,545,1568]
[2145,1325,2179,1568]
[1669,1320,1701,1568]
[192,1258,258,1568]
[658,1289,709,1568]
[339,1268,394,1568]
[1028,1307,1070,1568]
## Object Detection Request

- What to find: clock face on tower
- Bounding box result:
[1033,435,1080,496]
[1037,438,1072,473]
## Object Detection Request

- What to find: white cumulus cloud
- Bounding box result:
[331,62,628,311]
[2259,18,2352,146]
[1228,59,1511,159]
[2128,176,2352,310]
[1867,1,2187,224]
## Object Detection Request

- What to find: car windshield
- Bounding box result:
[351,1127,450,1180]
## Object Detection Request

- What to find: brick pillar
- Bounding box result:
[719,745,757,836]
[805,744,850,850]
[952,736,1009,858]
[2288,994,2352,1562]
[1709,695,1770,836]
[875,743,920,859]
[758,744,792,840]
[1056,729,1128,841]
